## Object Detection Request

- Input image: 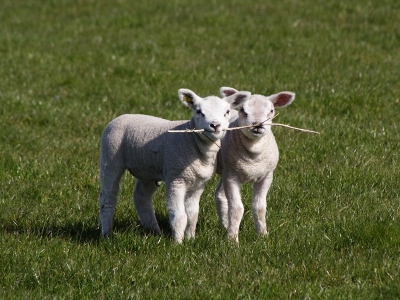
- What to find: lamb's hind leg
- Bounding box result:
[133,179,161,234]
[99,164,125,237]
[252,172,274,236]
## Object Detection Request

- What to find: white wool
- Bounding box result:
[215,87,295,243]
[99,88,250,243]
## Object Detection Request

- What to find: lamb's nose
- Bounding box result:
[210,122,221,131]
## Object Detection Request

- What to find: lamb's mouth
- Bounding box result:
[205,128,223,134]
[250,126,266,134]
[203,129,224,139]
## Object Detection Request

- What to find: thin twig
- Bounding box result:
[168,118,319,135]
[168,117,274,133]
[223,116,276,131]
[168,128,205,133]
[268,123,320,135]
[168,128,221,148]
[229,122,320,134]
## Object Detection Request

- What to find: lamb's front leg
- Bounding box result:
[184,185,206,239]
[166,180,187,243]
[252,172,274,236]
[214,178,229,229]
[223,176,244,243]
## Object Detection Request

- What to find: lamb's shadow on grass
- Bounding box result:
[52,222,100,244]
[110,212,172,240]
[2,213,172,245]
[2,219,100,244]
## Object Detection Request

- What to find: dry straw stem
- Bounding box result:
[168,121,320,135]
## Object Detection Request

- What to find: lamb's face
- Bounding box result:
[193,96,231,141]
[220,87,295,140]
[238,95,275,140]
[179,88,251,142]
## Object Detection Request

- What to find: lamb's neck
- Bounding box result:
[237,130,273,158]
[186,119,220,161]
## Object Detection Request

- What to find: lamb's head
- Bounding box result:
[220,87,295,140]
[178,88,250,142]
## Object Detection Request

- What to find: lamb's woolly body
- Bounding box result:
[102,115,217,183]
[215,88,295,243]
[216,118,279,183]
[99,89,250,243]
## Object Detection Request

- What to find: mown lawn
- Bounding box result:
[1,0,399,298]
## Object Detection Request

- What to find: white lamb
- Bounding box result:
[215,87,295,243]
[99,88,250,243]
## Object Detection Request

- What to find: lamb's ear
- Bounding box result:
[178,89,202,109]
[224,91,251,109]
[269,91,295,108]
[220,87,239,98]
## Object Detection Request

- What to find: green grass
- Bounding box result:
[1,0,399,298]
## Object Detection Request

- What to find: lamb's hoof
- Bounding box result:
[101,232,112,238]
[220,221,229,230]
[173,238,184,244]
[184,229,196,240]
[172,232,184,244]
[227,234,239,245]
[143,226,162,236]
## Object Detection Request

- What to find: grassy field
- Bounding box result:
[1,0,399,298]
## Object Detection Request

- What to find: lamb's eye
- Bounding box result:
[196,109,204,116]
[270,109,274,113]
[224,110,230,117]
[240,107,248,117]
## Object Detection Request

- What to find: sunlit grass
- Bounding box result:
[1,0,399,298]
